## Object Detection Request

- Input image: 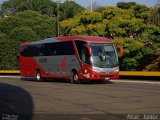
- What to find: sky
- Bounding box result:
[0,0,159,8]
[75,0,159,8]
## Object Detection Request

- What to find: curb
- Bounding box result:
[0,70,160,77]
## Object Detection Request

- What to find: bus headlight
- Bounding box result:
[90,67,99,72]
[114,67,119,72]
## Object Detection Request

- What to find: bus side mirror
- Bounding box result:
[116,45,124,57]
[84,44,92,56]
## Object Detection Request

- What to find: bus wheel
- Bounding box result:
[71,71,80,84]
[36,71,42,82]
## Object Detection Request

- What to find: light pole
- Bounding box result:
[54,0,61,37]
[91,0,93,11]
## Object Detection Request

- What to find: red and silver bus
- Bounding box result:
[19,36,123,83]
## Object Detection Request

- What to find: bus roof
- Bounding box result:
[20,36,112,46]
[56,36,112,43]
[20,38,57,46]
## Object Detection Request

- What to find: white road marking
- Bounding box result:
[81,117,92,120]
[0,76,20,78]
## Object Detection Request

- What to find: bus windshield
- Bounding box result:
[90,44,118,68]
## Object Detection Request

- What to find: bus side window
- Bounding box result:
[75,40,91,65]
[81,48,87,62]
[36,44,43,56]
[60,42,75,55]
[44,43,54,56]
[81,47,90,64]
[20,44,43,57]
[20,46,28,57]
[44,43,49,56]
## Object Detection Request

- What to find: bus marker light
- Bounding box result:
[84,69,88,73]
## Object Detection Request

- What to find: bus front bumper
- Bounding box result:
[79,71,119,80]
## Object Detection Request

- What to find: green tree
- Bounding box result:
[117,2,151,20]
[147,2,160,26]
[61,10,103,36]
[113,37,160,71]
[101,7,144,38]
[141,24,160,42]
[61,18,80,35]
[117,2,136,9]
[102,6,134,20]
[0,10,57,37]
[61,5,160,71]
[79,10,102,24]
[95,7,106,13]
[0,1,159,71]
[0,0,84,20]
[0,10,57,69]
[132,4,151,20]
[59,1,85,20]
[0,0,57,17]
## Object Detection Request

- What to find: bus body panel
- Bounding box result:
[19,36,120,81]
[77,62,119,80]
[34,55,80,78]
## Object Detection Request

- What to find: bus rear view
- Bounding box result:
[19,36,123,83]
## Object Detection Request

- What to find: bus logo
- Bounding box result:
[39,58,47,63]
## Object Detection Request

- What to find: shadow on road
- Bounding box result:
[20,77,114,85]
[0,83,33,120]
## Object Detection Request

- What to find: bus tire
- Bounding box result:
[36,71,42,82]
[71,71,80,84]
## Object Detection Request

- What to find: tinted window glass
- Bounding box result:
[20,46,28,57]
[75,40,91,65]
[21,44,43,57]
[20,41,75,57]
[60,42,75,55]
[44,43,56,56]
[44,41,75,56]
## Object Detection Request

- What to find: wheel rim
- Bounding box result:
[73,74,78,81]
[36,72,41,81]
[73,72,80,84]
[71,72,79,83]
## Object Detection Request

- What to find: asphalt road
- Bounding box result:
[0,76,160,120]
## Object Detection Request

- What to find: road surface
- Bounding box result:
[0,76,160,120]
